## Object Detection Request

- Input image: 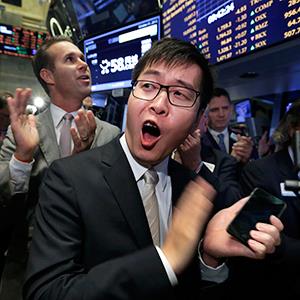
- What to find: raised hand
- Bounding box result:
[7,88,39,162]
[231,135,253,163]
[71,109,97,153]
[202,197,283,265]
[176,128,202,171]
[162,176,215,274]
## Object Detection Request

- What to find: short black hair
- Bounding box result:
[32,36,74,95]
[132,38,214,112]
[210,87,231,104]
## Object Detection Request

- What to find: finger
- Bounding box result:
[16,88,32,115]
[74,109,90,139]
[247,239,266,259]
[70,127,82,148]
[86,110,96,134]
[227,196,249,215]
[256,221,281,246]
[269,215,284,232]
[8,88,32,122]
[249,230,276,253]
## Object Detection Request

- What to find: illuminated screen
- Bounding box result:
[0,23,48,58]
[84,15,161,92]
[162,0,300,64]
[70,0,160,38]
[235,99,251,122]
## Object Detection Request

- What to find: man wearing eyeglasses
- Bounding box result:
[24,38,283,300]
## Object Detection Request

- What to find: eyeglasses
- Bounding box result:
[131,80,201,108]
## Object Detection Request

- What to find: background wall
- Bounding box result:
[0,54,49,100]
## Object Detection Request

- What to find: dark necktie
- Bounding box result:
[59,113,73,158]
[218,133,227,153]
[143,169,160,246]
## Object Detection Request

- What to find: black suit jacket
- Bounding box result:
[201,144,240,210]
[24,137,203,300]
[202,130,235,154]
[231,149,300,298]
[202,130,258,161]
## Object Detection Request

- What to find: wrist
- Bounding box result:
[199,240,226,268]
[14,152,34,163]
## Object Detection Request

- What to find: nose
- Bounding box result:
[149,88,169,115]
[78,58,88,70]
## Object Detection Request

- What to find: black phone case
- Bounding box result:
[227,187,287,246]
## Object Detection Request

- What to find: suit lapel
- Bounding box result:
[203,131,220,151]
[101,138,153,248]
[36,109,60,165]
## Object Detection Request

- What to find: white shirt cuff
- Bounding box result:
[198,241,229,283]
[155,246,178,286]
[9,154,34,194]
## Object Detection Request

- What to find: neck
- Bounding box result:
[50,94,83,112]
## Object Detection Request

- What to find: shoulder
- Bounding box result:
[94,118,121,146]
[95,118,120,134]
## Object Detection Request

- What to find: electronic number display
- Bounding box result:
[163,0,300,64]
[0,23,48,58]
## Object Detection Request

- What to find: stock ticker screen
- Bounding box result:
[163,0,300,64]
[0,23,48,58]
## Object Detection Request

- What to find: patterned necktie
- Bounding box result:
[218,133,227,153]
[143,169,160,246]
[59,113,73,158]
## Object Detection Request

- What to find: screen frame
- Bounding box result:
[83,14,161,92]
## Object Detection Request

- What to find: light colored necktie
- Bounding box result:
[218,133,227,153]
[143,169,160,246]
[59,113,73,158]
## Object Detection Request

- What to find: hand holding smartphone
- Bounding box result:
[227,188,286,246]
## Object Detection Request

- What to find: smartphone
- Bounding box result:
[227,188,287,246]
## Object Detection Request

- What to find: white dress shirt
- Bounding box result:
[208,127,230,153]
[120,134,228,285]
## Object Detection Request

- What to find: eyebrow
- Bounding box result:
[141,69,197,90]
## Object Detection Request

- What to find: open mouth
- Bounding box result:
[142,121,160,137]
[78,75,90,81]
[141,121,161,148]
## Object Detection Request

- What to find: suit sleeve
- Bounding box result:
[0,126,17,202]
[23,160,172,300]
[217,155,241,208]
[239,161,265,197]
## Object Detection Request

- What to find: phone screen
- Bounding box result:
[227,188,287,246]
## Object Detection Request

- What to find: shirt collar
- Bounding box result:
[119,134,169,190]
[208,127,228,139]
[50,103,78,128]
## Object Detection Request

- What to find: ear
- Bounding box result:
[40,68,55,85]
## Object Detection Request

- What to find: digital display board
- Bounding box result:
[163,0,300,64]
[0,23,48,58]
[70,0,160,39]
[84,15,160,92]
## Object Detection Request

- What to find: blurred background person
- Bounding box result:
[203,87,255,164]
[236,101,300,298]
[0,36,119,300]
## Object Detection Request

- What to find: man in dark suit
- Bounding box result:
[0,36,119,299]
[237,101,300,298]
[202,87,254,164]
[174,114,241,210]
[24,38,283,300]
